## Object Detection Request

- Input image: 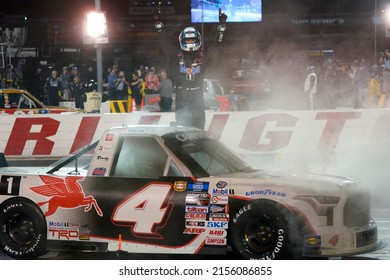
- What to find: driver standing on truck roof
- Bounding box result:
[154,6,227,129]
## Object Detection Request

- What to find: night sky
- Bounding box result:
[0,0,130,19]
[0,0,378,20]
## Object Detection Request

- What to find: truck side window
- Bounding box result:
[111,136,168,178]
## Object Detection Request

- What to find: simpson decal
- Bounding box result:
[205,237,227,246]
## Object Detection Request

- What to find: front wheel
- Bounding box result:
[229,201,303,260]
[0,198,47,259]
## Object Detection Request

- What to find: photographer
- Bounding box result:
[378,49,390,95]
[130,72,143,110]
[115,70,130,101]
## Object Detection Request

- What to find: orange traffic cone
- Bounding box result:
[131,98,137,112]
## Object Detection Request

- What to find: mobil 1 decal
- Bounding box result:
[75,177,198,247]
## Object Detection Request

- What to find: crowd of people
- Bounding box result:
[105,64,173,111]
[301,57,387,110]
[18,62,174,112]
[1,50,390,114]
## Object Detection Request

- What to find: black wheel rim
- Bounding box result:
[7,212,37,246]
[243,217,278,254]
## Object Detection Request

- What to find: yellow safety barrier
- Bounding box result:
[378,94,389,108]
[109,100,128,113]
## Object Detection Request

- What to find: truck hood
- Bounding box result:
[205,169,361,195]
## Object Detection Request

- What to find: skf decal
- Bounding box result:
[30,175,103,217]
[174,181,187,192]
[188,181,209,192]
[206,221,228,229]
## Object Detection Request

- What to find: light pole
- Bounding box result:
[83,0,108,94]
[375,0,378,58]
[94,0,104,95]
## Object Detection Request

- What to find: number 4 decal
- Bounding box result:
[112,183,174,239]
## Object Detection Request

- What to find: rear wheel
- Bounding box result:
[0,198,47,259]
[230,201,303,260]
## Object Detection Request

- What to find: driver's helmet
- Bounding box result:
[179,27,202,52]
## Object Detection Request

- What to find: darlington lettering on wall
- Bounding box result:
[1,111,389,157]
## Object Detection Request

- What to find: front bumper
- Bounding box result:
[303,221,387,257]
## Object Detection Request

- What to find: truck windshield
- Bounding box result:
[163,132,253,178]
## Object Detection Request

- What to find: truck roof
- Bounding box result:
[103,125,203,137]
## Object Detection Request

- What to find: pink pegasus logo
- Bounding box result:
[31,175,103,217]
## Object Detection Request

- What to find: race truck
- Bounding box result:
[0,125,385,259]
[230,69,271,110]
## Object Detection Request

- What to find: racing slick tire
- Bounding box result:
[0,197,47,259]
[230,200,303,260]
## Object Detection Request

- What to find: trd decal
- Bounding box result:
[31,175,103,217]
